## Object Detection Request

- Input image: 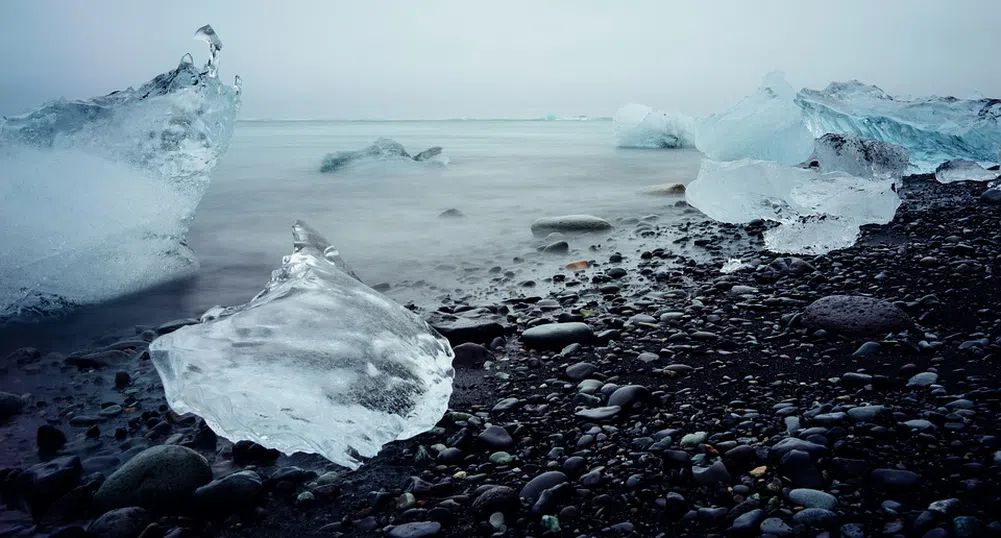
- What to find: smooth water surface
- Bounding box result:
[1,119,702,352]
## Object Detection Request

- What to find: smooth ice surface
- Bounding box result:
[149,221,455,469]
[320,138,448,172]
[813,133,909,180]
[686,159,900,255]
[0,25,240,323]
[796,80,1001,172]
[934,159,1000,183]
[695,72,814,165]
[613,104,694,149]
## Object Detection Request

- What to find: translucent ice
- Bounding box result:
[149,221,455,469]
[695,72,815,165]
[686,159,900,255]
[813,133,909,180]
[934,159,999,183]
[613,104,694,149]
[0,25,240,323]
[320,138,448,172]
[796,80,1001,172]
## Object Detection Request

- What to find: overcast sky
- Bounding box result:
[1,1,999,120]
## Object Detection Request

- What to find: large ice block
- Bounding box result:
[149,221,455,469]
[694,72,815,165]
[813,133,909,180]
[685,159,900,255]
[613,104,695,149]
[0,25,240,323]
[796,80,1001,172]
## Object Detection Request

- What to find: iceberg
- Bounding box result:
[812,133,909,180]
[686,159,900,255]
[613,104,694,149]
[0,25,240,323]
[319,138,447,172]
[695,72,815,165]
[795,80,1001,172]
[149,221,455,469]
[934,159,1000,183]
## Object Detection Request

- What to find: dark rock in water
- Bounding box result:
[428,314,506,345]
[388,521,441,538]
[94,445,212,510]
[86,507,150,538]
[471,485,519,516]
[521,322,593,350]
[0,391,26,420]
[542,241,570,254]
[870,468,922,490]
[452,342,493,367]
[191,470,263,515]
[113,370,131,389]
[438,208,464,218]
[478,425,513,449]
[530,215,612,236]
[981,188,1001,204]
[320,138,443,172]
[17,456,82,516]
[37,425,67,454]
[232,440,281,466]
[520,471,568,503]
[413,147,443,162]
[801,295,911,335]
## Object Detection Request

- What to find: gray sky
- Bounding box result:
[2,1,999,120]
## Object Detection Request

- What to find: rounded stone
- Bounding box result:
[800,295,911,335]
[521,322,594,350]
[519,471,568,503]
[94,445,212,510]
[86,507,150,538]
[530,215,612,236]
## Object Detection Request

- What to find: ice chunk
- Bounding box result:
[0,25,240,323]
[813,133,909,180]
[695,72,814,165]
[720,259,752,274]
[613,104,694,149]
[934,159,1000,183]
[686,159,900,255]
[148,221,455,469]
[796,80,1001,172]
[319,138,447,172]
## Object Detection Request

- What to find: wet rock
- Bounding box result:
[94,445,212,510]
[521,322,594,350]
[693,461,732,485]
[452,343,493,367]
[519,471,567,503]
[0,392,26,420]
[388,521,442,538]
[530,215,612,236]
[438,208,464,219]
[543,241,570,254]
[793,508,838,527]
[870,469,922,491]
[566,362,597,380]
[191,470,263,515]
[606,385,650,410]
[788,488,837,510]
[86,507,150,538]
[731,509,764,533]
[232,440,280,466]
[575,406,621,420]
[428,315,506,345]
[779,449,824,489]
[472,485,518,516]
[17,456,82,516]
[800,295,911,335]
[478,425,513,449]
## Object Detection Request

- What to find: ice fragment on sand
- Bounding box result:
[686,159,899,255]
[934,159,999,183]
[149,221,455,470]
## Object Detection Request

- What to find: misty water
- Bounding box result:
[0,119,702,353]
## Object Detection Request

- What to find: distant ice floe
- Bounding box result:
[0,25,240,323]
[150,221,455,470]
[613,104,695,149]
[319,138,447,172]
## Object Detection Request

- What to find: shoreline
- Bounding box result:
[2,175,1000,537]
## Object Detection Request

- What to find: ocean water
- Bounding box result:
[1,119,702,353]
